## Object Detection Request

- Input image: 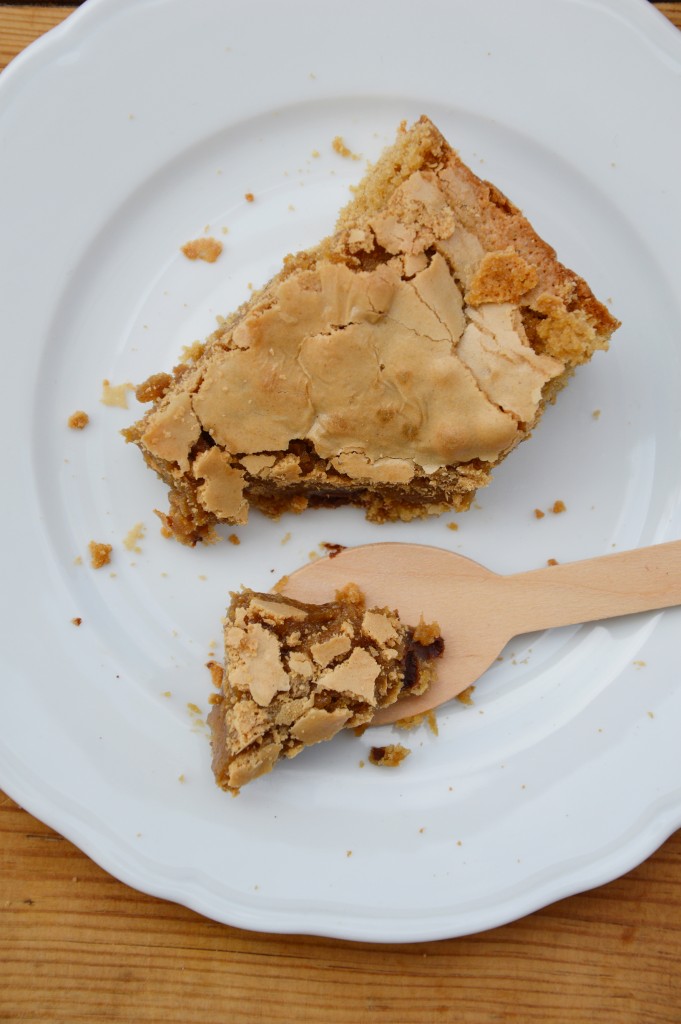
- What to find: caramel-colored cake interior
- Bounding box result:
[126,116,619,545]
[208,586,443,793]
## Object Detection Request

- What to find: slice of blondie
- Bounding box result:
[126,116,619,544]
[208,586,443,793]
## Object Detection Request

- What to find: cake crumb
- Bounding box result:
[412,617,441,647]
[346,850,352,857]
[547,558,559,566]
[71,617,82,627]
[456,685,476,706]
[123,522,145,553]
[178,774,186,783]
[135,373,173,404]
[534,508,545,519]
[369,744,411,768]
[447,521,459,531]
[244,192,255,202]
[68,410,89,430]
[227,533,241,546]
[73,555,83,566]
[179,340,206,364]
[88,541,112,569]
[320,541,346,558]
[161,691,172,698]
[633,660,646,669]
[206,660,224,689]
[394,709,439,735]
[280,532,292,545]
[592,409,601,420]
[551,500,567,514]
[332,136,360,160]
[181,237,222,263]
[311,149,320,158]
[100,379,134,409]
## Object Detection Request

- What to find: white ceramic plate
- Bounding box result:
[1,0,680,943]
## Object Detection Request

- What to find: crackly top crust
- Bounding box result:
[208,586,442,793]
[132,116,619,526]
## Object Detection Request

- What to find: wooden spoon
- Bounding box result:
[278,540,681,725]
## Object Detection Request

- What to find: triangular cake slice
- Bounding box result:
[208,586,443,793]
[126,116,619,544]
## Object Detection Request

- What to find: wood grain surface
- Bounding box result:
[1,5,681,1023]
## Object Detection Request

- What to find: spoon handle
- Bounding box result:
[504,539,681,635]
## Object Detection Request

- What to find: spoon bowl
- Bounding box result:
[279,540,681,725]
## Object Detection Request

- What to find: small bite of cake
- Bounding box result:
[208,585,443,793]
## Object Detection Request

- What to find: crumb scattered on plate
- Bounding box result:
[67,410,89,430]
[100,379,134,409]
[369,744,411,768]
[332,135,360,160]
[394,709,439,735]
[71,617,82,626]
[547,558,559,566]
[244,192,255,202]
[88,541,112,569]
[534,508,545,519]
[456,685,475,706]
[206,660,224,688]
[320,541,346,558]
[181,237,223,263]
[227,533,240,546]
[123,522,145,553]
[551,500,567,514]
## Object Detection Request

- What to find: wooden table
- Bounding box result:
[2,4,681,1021]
